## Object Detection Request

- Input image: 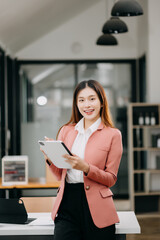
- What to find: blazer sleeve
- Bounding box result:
[48,126,65,181]
[85,129,123,188]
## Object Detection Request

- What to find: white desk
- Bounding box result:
[0,211,140,240]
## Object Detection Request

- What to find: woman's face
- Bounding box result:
[77,86,101,124]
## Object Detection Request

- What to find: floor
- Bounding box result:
[127,216,160,240]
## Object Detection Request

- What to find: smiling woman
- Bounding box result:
[41,79,123,240]
[19,62,133,194]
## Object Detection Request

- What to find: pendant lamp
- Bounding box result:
[111,0,143,17]
[96,34,118,46]
[102,17,128,34]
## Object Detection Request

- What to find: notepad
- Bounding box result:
[39,140,72,169]
[28,216,54,226]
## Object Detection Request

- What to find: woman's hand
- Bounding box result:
[40,136,54,165]
[40,148,48,160]
[40,148,52,166]
[63,154,89,174]
[44,136,54,141]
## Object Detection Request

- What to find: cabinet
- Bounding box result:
[128,103,160,214]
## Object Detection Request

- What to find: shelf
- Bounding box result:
[133,125,160,128]
[136,212,160,218]
[133,147,160,151]
[128,103,160,213]
[130,103,160,106]
[134,191,160,196]
[134,169,160,173]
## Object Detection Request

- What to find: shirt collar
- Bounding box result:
[75,118,85,134]
[75,117,101,134]
[89,117,101,133]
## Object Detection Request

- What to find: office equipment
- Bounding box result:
[0,198,28,224]
[39,140,72,169]
[2,156,28,186]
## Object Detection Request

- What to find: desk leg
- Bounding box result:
[5,189,9,199]
[4,189,22,199]
[116,234,126,240]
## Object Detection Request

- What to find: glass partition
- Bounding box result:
[20,64,74,179]
[19,61,134,197]
[78,63,131,195]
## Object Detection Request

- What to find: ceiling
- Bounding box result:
[0,0,99,54]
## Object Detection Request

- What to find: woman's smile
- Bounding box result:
[84,109,94,115]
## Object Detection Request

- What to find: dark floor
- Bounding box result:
[127,216,160,240]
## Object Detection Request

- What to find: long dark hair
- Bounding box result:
[57,80,114,138]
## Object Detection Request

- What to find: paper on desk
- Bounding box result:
[29,216,54,226]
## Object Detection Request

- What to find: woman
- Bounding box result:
[41,80,123,240]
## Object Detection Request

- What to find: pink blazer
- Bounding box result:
[49,122,123,228]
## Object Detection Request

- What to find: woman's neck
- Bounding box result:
[84,117,99,130]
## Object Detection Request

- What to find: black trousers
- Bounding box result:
[54,182,115,240]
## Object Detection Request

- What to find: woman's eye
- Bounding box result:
[91,98,95,101]
[79,99,84,102]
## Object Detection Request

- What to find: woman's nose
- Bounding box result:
[84,100,90,107]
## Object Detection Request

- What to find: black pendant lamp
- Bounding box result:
[111,0,143,17]
[102,17,128,34]
[96,34,118,46]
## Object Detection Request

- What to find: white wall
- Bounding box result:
[16,0,139,60]
[137,0,148,57]
[16,0,160,103]
[147,0,160,103]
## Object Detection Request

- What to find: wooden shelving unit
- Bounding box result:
[128,103,160,214]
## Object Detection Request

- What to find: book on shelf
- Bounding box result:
[144,172,150,192]
[147,152,157,169]
[133,128,143,147]
[150,173,160,192]
[134,173,145,192]
[156,155,160,169]
[134,151,147,170]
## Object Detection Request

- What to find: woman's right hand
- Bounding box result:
[40,148,49,160]
[40,136,54,165]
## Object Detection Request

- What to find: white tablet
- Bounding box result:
[39,140,72,169]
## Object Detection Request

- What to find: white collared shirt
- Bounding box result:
[66,117,101,183]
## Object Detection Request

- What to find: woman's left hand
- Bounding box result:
[63,154,89,174]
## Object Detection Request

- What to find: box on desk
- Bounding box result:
[2,156,28,186]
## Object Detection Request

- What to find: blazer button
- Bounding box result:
[86,185,90,190]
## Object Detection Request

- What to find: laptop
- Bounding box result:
[0,198,35,224]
